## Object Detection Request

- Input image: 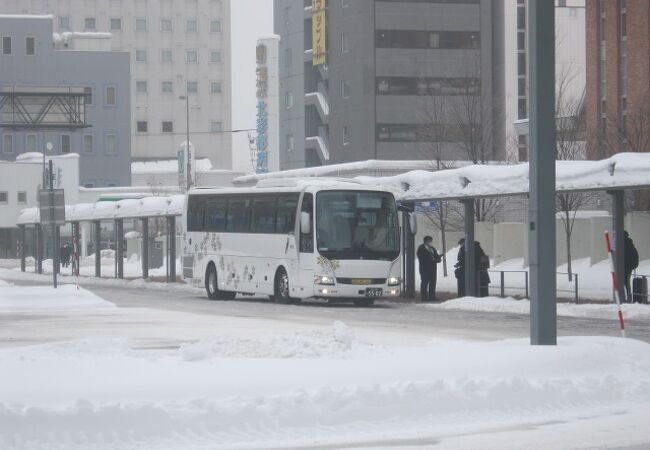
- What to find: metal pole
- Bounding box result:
[609,190,627,302]
[168,216,177,282]
[19,225,26,272]
[528,0,557,345]
[500,271,505,298]
[36,223,43,274]
[49,160,57,289]
[141,218,149,279]
[94,221,101,277]
[462,199,476,297]
[186,95,191,191]
[574,273,579,304]
[115,219,124,279]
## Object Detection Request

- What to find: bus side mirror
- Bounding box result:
[409,214,417,235]
[300,211,311,234]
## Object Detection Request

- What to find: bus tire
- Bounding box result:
[205,263,235,300]
[273,267,292,304]
[353,298,375,307]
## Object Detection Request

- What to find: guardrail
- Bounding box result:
[486,270,580,303]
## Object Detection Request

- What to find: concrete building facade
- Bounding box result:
[504,0,586,162]
[275,0,505,169]
[585,0,649,160]
[0,0,233,168]
[0,15,131,187]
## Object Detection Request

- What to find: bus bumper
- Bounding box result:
[313,284,400,299]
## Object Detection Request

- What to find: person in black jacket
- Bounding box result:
[624,231,639,303]
[475,241,490,297]
[454,238,466,297]
[417,236,441,302]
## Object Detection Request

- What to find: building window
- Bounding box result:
[25,37,35,55]
[210,20,221,32]
[105,134,117,155]
[518,98,527,120]
[341,34,349,53]
[375,30,480,50]
[161,49,173,62]
[84,17,96,30]
[518,134,528,162]
[186,18,198,32]
[162,121,173,133]
[135,49,147,62]
[2,37,11,55]
[136,81,148,93]
[17,192,27,205]
[287,134,294,152]
[110,18,122,30]
[84,87,93,105]
[284,48,292,67]
[285,91,294,109]
[161,18,173,32]
[0,192,7,204]
[26,134,36,152]
[2,134,13,153]
[210,50,222,63]
[161,81,173,93]
[341,80,350,98]
[83,134,93,153]
[58,16,70,31]
[136,17,147,31]
[211,82,222,94]
[210,121,223,133]
[341,0,350,7]
[343,126,350,145]
[186,50,198,63]
[187,81,198,93]
[137,121,148,132]
[105,86,117,105]
[61,134,71,153]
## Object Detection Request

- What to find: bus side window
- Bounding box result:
[300,193,313,253]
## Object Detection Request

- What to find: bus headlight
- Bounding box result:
[387,276,400,286]
[314,275,335,285]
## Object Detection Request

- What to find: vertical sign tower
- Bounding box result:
[255,36,281,173]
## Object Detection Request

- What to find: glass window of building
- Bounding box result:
[186,18,198,32]
[341,34,349,53]
[17,192,27,204]
[211,82,222,94]
[2,37,11,55]
[343,126,350,145]
[83,134,93,153]
[110,18,122,30]
[135,18,147,31]
[135,49,147,62]
[186,50,198,63]
[137,121,148,132]
[58,16,70,31]
[105,134,117,155]
[210,20,221,32]
[161,49,173,62]
[105,86,116,105]
[161,81,173,93]
[61,134,71,153]
[341,80,350,98]
[2,134,13,153]
[83,87,93,105]
[161,18,173,32]
[136,81,148,93]
[0,192,7,204]
[187,81,198,93]
[84,17,96,30]
[210,121,223,132]
[25,37,35,55]
[210,51,222,63]
[26,134,36,153]
[285,91,294,109]
[162,121,173,133]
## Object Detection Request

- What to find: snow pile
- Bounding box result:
[0,284,115,312]
[2,335,650,449]
[180,321,385,360]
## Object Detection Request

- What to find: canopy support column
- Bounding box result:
[35,223,43,274]
[19,225,26,272]
[141,218,149,279]
[462,199,476,297]
[528,0,557,345]
[608,190,627,302]
[115,219,124,279]
[72,222,80,276]
[94,221,101,278]
[167,216,176,282]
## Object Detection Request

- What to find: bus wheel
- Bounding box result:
[205,263,235,300]
[353,298,375,307]
[273,267,292,304]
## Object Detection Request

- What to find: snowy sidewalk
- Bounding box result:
[2,282,650,449]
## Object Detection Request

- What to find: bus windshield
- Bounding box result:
[316,190,399,261]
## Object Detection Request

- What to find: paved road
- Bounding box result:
[79,282,650,343]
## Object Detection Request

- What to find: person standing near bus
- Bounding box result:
[417,236,441,302]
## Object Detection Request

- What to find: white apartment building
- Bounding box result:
[1,0,233,169]
[504,0,586,162]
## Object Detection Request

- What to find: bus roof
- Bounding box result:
[188,178,390,196]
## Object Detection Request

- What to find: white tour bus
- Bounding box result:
[181,179,401,306]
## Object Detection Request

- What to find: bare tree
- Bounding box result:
[554,67,589,281]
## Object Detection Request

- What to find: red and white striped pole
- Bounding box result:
[604,231,626,338]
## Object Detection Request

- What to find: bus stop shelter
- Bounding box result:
[16,195,184,282]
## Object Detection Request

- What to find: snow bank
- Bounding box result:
[0,284,115,312]
[1,334,649,449]
[180,321,386,360]
[426,296,650,320]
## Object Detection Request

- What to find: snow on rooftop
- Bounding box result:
[14,152,79,162]
[0,14,53,19]
[132,158,213,174]
[17,195,185,225]
[53,31,112,42]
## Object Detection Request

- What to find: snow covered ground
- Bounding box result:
[2,281,650,449]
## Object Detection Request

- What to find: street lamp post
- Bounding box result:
[43,141,53,187]
[179,95,191,191]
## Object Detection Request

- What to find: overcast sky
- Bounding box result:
[231,0,274,173]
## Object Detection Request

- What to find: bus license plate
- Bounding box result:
[365,288,383,298]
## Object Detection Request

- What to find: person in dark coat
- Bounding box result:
[417,236,441,302]
[475,241,490,297]
[623,231,639,303]
[454,238,465,297]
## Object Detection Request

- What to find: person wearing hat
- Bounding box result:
[417,236,441,302]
